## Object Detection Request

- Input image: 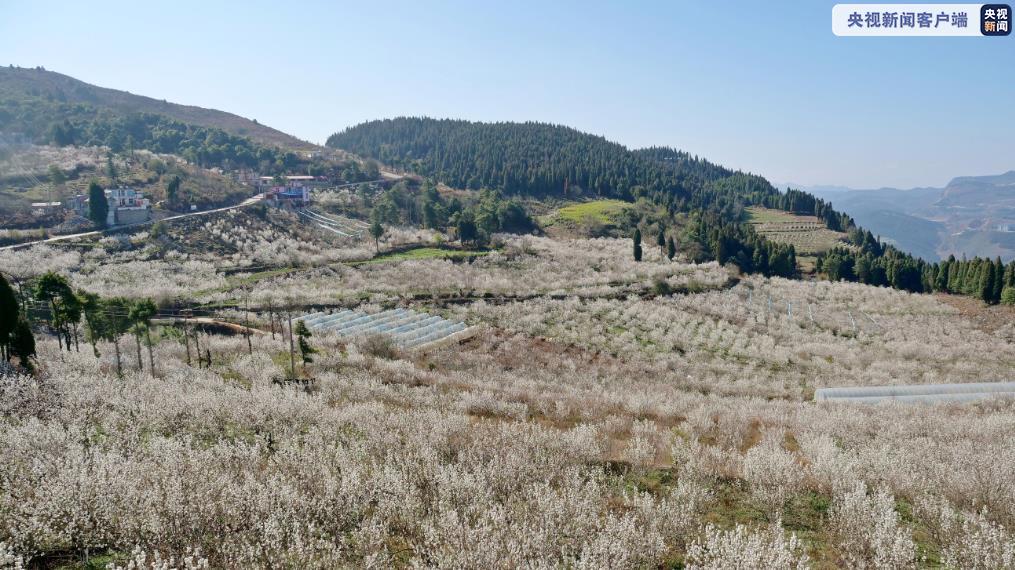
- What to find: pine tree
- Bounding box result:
[79,292,105,358]
[129,299,158,372]
[34,272,78,352]
[106,155,118,182]
[656,227,666,258]
[633,228,643,262]
[369,219,384,252]
[9,317,35,371]
[103,297,132,378]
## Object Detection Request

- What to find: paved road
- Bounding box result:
[0,194,265,251]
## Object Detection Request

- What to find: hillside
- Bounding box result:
[326,118,763,203]
[0,66,314,150]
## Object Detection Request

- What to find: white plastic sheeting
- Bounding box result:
[298,308,470,350]
[815,381,1015,404]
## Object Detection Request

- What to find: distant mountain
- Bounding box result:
[794,173,1015,262]
[937,170,1015,208]
[0,66,314,150]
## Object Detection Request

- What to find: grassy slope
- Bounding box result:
[359,247,493,264]
[0,66,315,150]
[540,199,632,233]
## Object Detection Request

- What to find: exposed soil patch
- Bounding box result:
[936,293,1015,335]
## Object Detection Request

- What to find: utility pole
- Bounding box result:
[182,309,192,366]
[244,291,253,355]
[267,299,276,339]
[193,322,202,368]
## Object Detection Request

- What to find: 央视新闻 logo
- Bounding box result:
[981,4,1011,35]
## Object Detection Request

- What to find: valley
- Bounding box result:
[798,172,1015,262]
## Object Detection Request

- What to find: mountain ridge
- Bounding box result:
[0,66,315,150]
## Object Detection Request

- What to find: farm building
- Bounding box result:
[265,185,310,207]
[104,187,151,225]
[67,187,152,226]
[258,175,317,188]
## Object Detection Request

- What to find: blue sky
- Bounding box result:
[2,1,1013,188]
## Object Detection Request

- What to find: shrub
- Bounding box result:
[685,522,809,569]
[358,334,400,360]
[1001,286,1015,306]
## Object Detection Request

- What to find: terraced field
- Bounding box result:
[747,206,851,256]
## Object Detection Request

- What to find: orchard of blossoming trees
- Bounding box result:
[1,213,1014,569]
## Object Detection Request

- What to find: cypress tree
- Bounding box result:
[295,320,316,366]
[633,228,642,262]
[88,181,108,228]
[666,236,676,261]
[936,258,951,292]
[992,257,1005,304]
[979,261,996,303]
[0,273,19,361]
[946,261,959,293]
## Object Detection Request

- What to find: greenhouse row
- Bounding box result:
[298,308,469,349]
[815,381,1015,404]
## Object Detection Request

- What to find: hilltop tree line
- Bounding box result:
[329,119,754,205]
[0,95,301,173]
[819,248,1015,304]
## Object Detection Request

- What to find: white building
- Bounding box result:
[104,187,151,226]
